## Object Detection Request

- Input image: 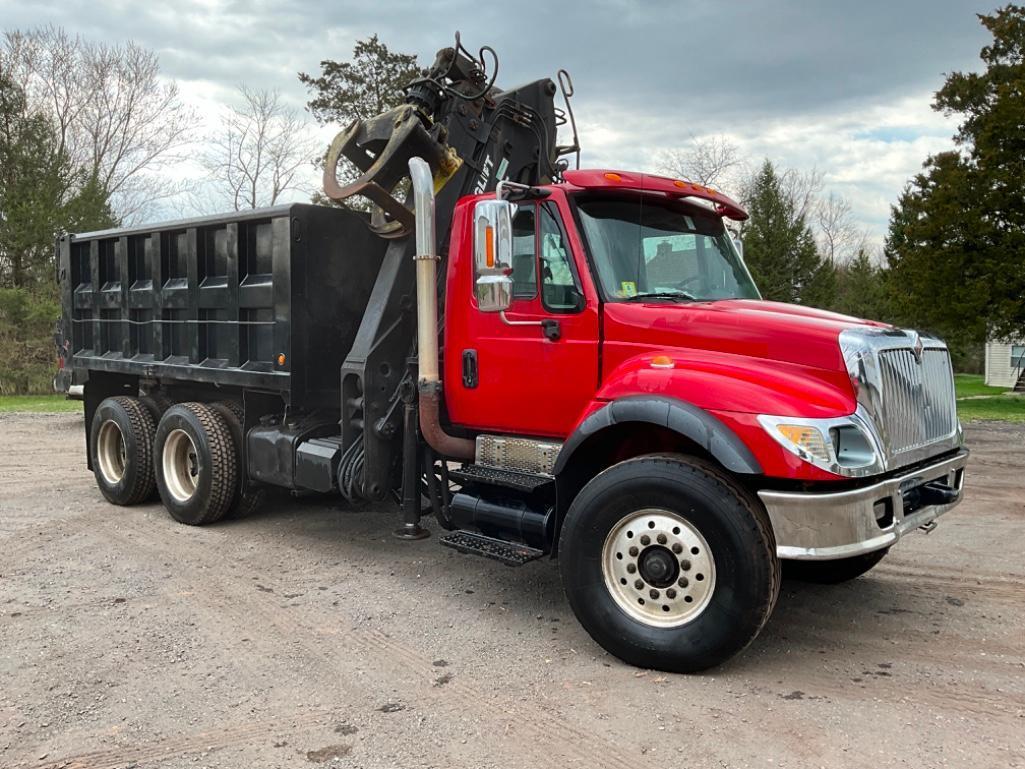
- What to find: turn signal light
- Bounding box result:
[485,225,495,268]
[775,424,830,463]
[604,172,622,182]
[276,353,287,366]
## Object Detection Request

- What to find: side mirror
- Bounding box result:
[729,230,744,259]
[474,200,514,313]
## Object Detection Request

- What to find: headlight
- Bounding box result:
[758,412,884,477]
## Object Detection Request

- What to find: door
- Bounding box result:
[449,199,600,438]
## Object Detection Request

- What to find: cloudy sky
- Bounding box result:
[1,0,996,248]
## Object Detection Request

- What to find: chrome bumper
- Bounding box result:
[758,450,968,561]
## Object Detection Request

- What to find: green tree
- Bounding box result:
[0,287,60,394]
[803,256,837,311]
[63,173,117,234]
[885,5,1025,345]
[1,74,116,288]
[834,250,890,320]
[742,160,832,306]
[298,34,425,128]
[0,73,69,288]
[299,35,424,208]
[0,75,115,393]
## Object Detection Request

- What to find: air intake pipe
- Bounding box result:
[408,157,475,460]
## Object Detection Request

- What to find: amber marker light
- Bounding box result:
[650,355,675,369]
[277,353,286,366]
[604,172,622,182]
[485,225,495,268]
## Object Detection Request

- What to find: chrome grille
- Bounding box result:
[840,328,962,471]
[877,348,957,456]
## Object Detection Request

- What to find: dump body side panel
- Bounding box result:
[59,203,385,411]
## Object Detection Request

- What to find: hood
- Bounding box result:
[603,299,889,372]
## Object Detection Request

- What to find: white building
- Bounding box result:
[984,339,1025,389]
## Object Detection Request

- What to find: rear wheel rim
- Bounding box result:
[602,508,716,628]
[163,429,200,503]
[96,420,127,486]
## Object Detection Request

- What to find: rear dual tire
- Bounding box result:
[90,396,157,505]
[559,455,780,673]
[153,402,237,525]
[208,401,265,519]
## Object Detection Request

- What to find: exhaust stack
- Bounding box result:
[408,157,475,460]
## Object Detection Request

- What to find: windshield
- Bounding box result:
[575,196,760,302]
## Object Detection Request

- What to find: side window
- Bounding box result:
[1012,345,1025,369]
[539,204,582,312]
[510,207,537,299]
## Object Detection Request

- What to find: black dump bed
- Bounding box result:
[58,203,386,410]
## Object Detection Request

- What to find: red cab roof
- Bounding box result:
[561,169,748,221]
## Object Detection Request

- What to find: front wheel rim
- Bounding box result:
[163,428,200,503]
[96,420,127,486]
[602,508,716,628]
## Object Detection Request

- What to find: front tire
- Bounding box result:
[90,396,157,505]
[154,402,237,525]
[559,455,779,673]
[784,548,889,584]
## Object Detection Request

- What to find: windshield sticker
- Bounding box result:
[620,281,638,297]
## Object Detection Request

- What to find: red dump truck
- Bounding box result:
[55,37,967,671]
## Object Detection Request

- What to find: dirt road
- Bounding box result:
[1,413,1023,769]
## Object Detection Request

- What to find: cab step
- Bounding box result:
[448,464,554,494]
[439,530,544,567]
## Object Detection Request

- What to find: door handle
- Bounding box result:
[462,349,478,388]
[541,319,561,341]
[499,312,561,342]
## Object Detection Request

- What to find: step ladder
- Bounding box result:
[439,530,544,567]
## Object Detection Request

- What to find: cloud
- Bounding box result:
[0,0,995,243]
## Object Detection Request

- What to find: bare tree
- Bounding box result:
[778,166,824,223]
[203,85,318,211]
[657,135,743,189]
[655,137,869,263]
[2,26,195,222]
[815,191,868,263]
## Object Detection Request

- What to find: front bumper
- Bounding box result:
[758,449,968,561]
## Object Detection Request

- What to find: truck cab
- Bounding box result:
[445,168,964,488]
[429,166,967,668]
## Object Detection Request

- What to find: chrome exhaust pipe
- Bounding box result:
[408,157,474,460]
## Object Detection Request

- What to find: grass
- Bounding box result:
[0,394,82,413]
[957,394,1025,422]
[954,373,1007,398]
[953,373,1024,422]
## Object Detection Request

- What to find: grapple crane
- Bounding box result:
[323,34,578,532]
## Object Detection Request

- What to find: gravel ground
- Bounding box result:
[1,413,1023,769]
